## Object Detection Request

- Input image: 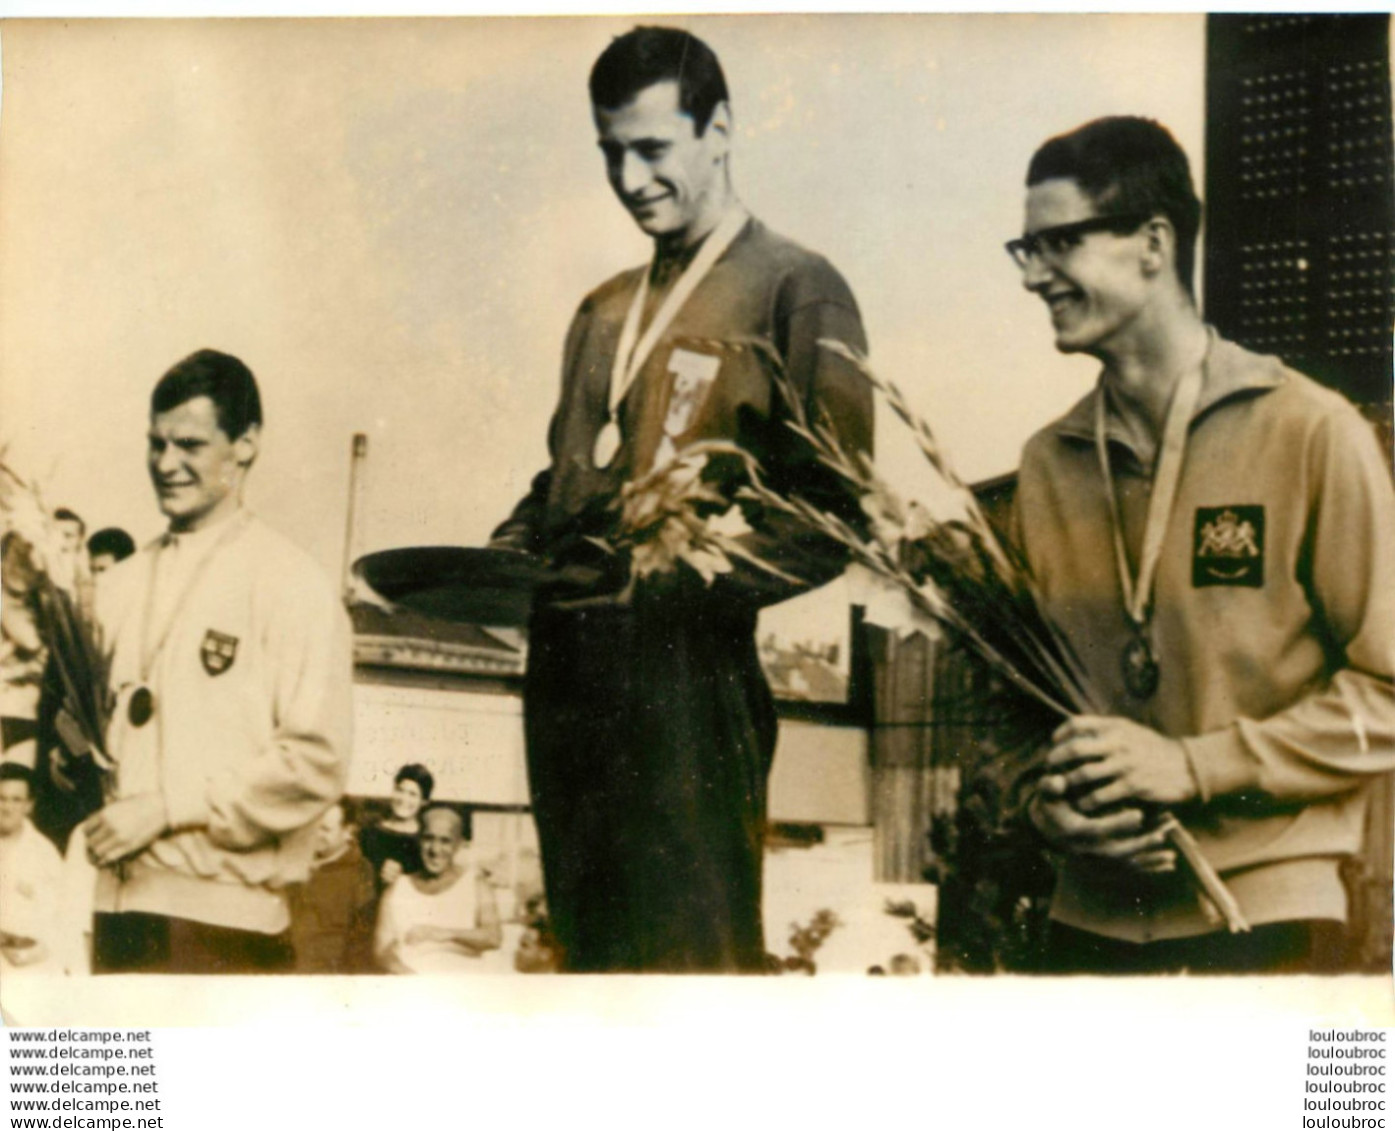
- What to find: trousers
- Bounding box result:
[524,591,777,973]
[93,911,294,974]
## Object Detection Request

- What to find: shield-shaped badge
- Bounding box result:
[201,629,239,676]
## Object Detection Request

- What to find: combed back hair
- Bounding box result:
[151,350,262,440]
[0,762,34,793]
[589,26,729,134]
[53,508,85,536]
[87,527,136,563]
[394,762,435,801]
[1026,116,1203,297]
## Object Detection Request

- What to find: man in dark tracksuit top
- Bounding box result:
[491,27,872,972]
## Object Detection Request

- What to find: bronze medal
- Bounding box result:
[128,685,155,727]
[1121,634,1160,700]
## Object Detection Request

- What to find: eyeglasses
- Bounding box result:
[1005,213,1153,269]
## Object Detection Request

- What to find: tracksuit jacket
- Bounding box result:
[1017,331,1395,941]
[94,511,354,935]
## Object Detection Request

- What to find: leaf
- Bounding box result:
[705,505,752,541]
[681,546,734,584]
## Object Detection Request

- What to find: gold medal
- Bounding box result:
[593,420,622,468]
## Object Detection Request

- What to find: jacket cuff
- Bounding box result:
[162,779,209,832]
[1180,725,1261,803]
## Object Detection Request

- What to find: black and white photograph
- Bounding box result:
[0,10,1391,1075]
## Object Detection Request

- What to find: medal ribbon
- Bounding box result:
[604,206,749,430]
[1094,361,1203,638]
[135,512,250,690]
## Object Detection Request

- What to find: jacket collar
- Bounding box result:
[1049,327,1288,454]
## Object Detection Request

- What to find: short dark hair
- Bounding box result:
[0,762,34,795]
[394,763,435,801]
[589,26,729,135]
[53,508,85,536]
[151,350,262,440]
[1026,117,1202,297]
[87,527,136,563]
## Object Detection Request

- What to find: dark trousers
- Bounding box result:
[525,594,776,973]
[94,912,294,975]
[1043,919,1349,975]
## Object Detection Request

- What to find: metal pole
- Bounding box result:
[341,432,368,605]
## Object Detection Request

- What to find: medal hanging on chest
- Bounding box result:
[1120,632,1160,701]
[127,685,155,728]
[1093,359,1205,702]
[591,206,749,470]
[127,515,248,728]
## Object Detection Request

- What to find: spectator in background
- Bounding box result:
[50,508,88,597]
[289,798,376,974]
[359,762,432,891]
[52,508,85,556]
[87,527,137,577]
[374,803,501,974]
[0,763,63,975]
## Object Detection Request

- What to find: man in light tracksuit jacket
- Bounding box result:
[1008,117,1395,974]
[85,349,353,974]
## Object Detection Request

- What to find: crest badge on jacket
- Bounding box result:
[201,629,239,676]
[1193,505,1265,588]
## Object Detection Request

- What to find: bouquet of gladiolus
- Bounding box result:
[580,437,807,600]
[0,456,114,807]
[589,340,1248,934]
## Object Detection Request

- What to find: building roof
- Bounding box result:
[350,601,524,677]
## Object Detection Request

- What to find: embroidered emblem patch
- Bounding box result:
[1193,506,1265,588]
[662,348,722,440]
[201,629,239,676]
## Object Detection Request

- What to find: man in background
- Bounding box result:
[1010,117,1395,973]
[85,349,353,974]
[491,27,872,972]
[289,798,376,974]
[87,527,137,577]
[0,763,64,976]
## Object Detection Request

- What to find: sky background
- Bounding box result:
[0,14,1204,614]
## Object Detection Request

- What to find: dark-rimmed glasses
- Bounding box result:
[1005,213,1153,269]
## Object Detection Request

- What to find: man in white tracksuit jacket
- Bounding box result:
[85,349,353,974]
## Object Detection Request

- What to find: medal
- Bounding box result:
[593,419,622,469]
[1093,348,1207,704]
[596,206,749,472]
[127,685,155,727]
[129,514,248,734]
[1121,634,1160,701]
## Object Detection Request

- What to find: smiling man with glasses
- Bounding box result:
[1008,117,1395,975]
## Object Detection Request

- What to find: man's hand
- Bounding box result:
[380,859,403,886]
[1045,715,1199,811]
[84,793,169,867]
[1029,781,1177,874]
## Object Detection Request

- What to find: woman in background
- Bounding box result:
[359,762,433,891]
